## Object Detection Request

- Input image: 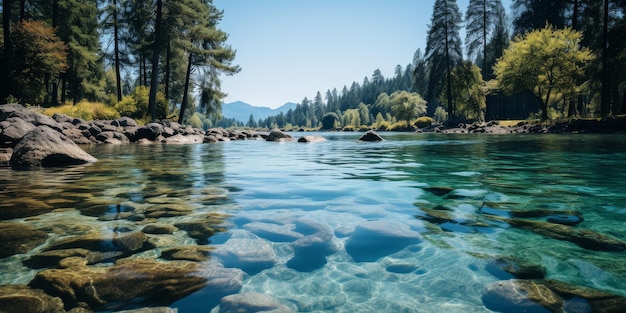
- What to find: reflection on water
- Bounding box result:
[1,133,626,312]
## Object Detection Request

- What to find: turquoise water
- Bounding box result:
[1,132,626,312]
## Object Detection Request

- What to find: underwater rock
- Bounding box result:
[482,279,563,313]
[357,130,384,142]
[288,220,340,272]
[0,222,48,258]
[116,307,177,313]
[142,224,178,235]
[422,186,454,196]
[243,222,302,242]
[212,238,277,275]
[297,135,326,143]
[160,245,213,262]
[542,279,626,312]
[505,218,626,251]
[486,256,547,280]
[29,259,209,311]
[10,125,97,169]
[44,231,147,254]
[546,214,584,226]
[23,248,105,269]
[0,197,55,220]
[265,128,295,142]
[217,292,294,313]
[0,284,65,313]
[345,220,422,262]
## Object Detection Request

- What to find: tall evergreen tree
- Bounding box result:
[425,0,463,115]
[465,0,507,80]
[512,0,568,35]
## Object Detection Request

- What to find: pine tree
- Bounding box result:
[465,0,507,80]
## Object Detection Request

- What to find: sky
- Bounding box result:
[214,0,513,109]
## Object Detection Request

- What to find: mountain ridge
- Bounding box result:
[222,101,297,123]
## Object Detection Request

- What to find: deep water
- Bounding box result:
[1,132,626,312]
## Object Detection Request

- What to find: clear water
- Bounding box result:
[1,132,626,312]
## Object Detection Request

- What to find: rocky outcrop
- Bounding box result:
[212,238,278,275]
[217,292,294,313]
[0,222,48,258]
[28,259,210,311]
[0,284,66,313]
[10,126,98,169]
[287,219,340,272]
[358,130,384,141]
[160,245,213,262]
[297,135,326,143]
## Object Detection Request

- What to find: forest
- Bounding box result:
[1,0,625,131]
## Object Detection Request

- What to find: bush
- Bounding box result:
[358,125,370,132]
[376,121,391,131]
[434,107,448,123]
[43,101,120,120]
[387,121,413,131]
[413,116,434,128]
[113,86,167,120]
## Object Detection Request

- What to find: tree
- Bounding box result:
[148,0,163,121]
[390,91,427,128]
[2,0,14,100]
[425,0,463,115]
[321,112,339,129]
[512,0,568,35]
[440,62,486,121]
[99,0,123,102]
[10,20,67,104]
[494,25,592,120]
[465,0,507,80]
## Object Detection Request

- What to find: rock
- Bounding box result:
[61,128,92,145]
[423,186,454,196]
[243,222,302,242]
[0,103,62,132]
[44,231,147,255]
[265,128,295,142]
[23,248,104,269]
[160,245,213,262]
[134,123,164,141]
[0,117,36,146]
[505,218,626,251]
[0,197,55,220]
[116,307,178,313]
[482,279,563,313]
[546,214,584,226]
[29,259,210,311]
[542,279,626,313]
[0,284,65,313]
[217,293,294,313]
[297,135,326,143]
[358,130,384,141]
[113,116,138,128]
[142,224,178,235]
[287,219,339,272]
[0,222,48,258]
[95,131,130,144]
[212,238,277,275]
[161,133,204,144]
[0,147,12,164]
[486,256,547,279]
[345,220,422,262]
[10,126,97,169]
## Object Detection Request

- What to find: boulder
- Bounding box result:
[23,248,105,269]
[243,222,303,242]
[142,224,178,235]
[212,238,277,275]
[265,128,295,142]
[357,130,384,142]
[542,279,626,312]
[112,116,138,128]
[95,131,130,144]
[44,231,147,255]
[0,284,65,313]
[0,103,62,132]
[0,147,12,165]
[297,135,326,143]
[161,133,204,144]
[482,280,563,313]
[218,293,294,313]
[0,117,36,146]
[29,259,210,311]
[0,222,48,258]
[10,126,97,169]
[486,256,547,280]
[287,219,339,272]
[134,123,164,141]
[345,220,422,262]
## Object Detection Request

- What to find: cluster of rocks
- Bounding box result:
[417,116,626,134]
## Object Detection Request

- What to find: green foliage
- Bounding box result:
[387,121,413,131]
[43,101,120,120]
[114,86,166,120]
[440,62,486,121]
[434,106,449,123]
[341,109,361,128]
[376,121,391,131]
[414,116,435,128]
[390,91,427,128]
[10,20,67,104]
[321,112,340,129]
[494,25,593,120]
[188,112,205,129]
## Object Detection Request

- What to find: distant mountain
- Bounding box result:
[222,101,297,123]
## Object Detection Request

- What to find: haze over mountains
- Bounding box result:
[222,101,297,123]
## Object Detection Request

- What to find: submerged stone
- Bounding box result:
[0,222,48,258]
[482,280,562,313]
[505,218,626,251]
[345,220,422,262]
[486,256,547,280]
[160,245,213,262]
[217,292,294,313]
[357,130,384,142]
[288,220,340,272]
[29,259,209,311]
[212,238,277,275]
[0,284,65,313]
[243,222,302,242]
[297,135,326,143]
[423,186,454,196]
[44,231,147,254]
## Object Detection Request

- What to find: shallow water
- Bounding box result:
[1,132,626,312]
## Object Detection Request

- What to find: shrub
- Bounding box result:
[387,121,413,131]
[376,121,391,131]
[113,86,167,120]
[358,125,370,132]
[434,107,448,123]
[43,101,120,120]
[413,116,434,128]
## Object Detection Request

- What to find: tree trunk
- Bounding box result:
[148,0,163,121]
[444,0,453,116]
[601,0,611,117]
[178,52,193,124]
[482,0,487,80]
[114,0,122,102]
[19,0,25,21]
[164,37,171,113]
[3,0,13,100]
[51,0,59,105]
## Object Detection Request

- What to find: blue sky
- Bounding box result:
[214,0,513,109]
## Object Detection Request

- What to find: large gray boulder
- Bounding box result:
[218,293,294,313]
[266,128,295,142]
[358,130,384,141]
[10,125,97,169]
[345,220,422,262]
